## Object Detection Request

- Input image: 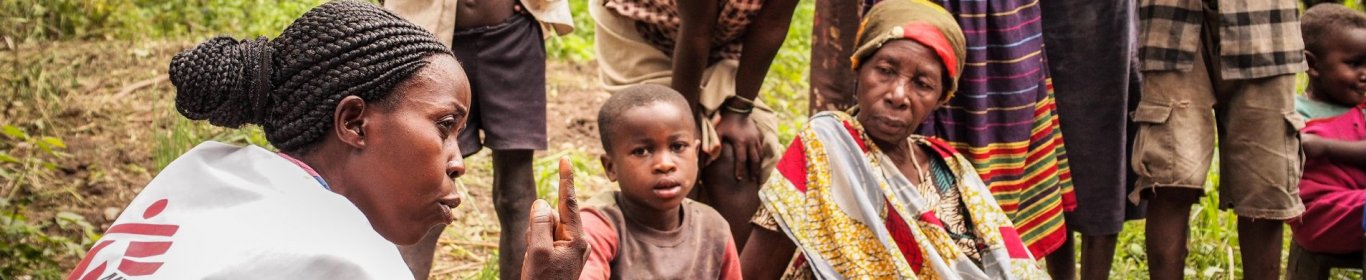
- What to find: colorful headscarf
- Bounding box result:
[850,0,967,100]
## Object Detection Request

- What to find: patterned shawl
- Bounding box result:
[757,111,1047,279]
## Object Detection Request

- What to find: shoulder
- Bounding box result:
[684,199,733,238]
[580,191,623,240]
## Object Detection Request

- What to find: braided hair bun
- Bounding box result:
[168,0,450,152]
[170,37,274,128]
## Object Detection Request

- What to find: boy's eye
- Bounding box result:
[630,148,649,156]
[671,142,689,152]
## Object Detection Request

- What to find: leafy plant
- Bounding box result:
[544,0,597,62]
[0,125,97,279]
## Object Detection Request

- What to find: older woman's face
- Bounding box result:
[855,40,946,144]
[351,55,470,245]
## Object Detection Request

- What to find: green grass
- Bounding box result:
[1,0,336,42]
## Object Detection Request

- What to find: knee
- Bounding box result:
[494,191,535,213]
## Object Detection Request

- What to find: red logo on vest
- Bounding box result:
[67,198,179,280]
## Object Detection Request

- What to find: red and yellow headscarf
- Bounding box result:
[850,0,967,100]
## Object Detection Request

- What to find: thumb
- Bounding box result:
[526,199,557,249]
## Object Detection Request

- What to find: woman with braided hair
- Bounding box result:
[66,1,586,279]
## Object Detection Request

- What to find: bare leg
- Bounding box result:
[1046,232,1076,280]
[1145,188,1202,280]
[699,144,762,250]
[1080,233,1119,280]
[493,150,536,280]
[1237,217,1285,280]
[398,226,444,280]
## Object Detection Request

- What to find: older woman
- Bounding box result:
[65,2,584,279]
[739,1,1046,279]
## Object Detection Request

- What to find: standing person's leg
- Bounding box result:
[445,13,549,279]
[1215,72,1303,280]
[492,149,536,280]
[1042,232,1120,280]
[1045,234,1075,279]
[1040,0,1140,276]
[1143,189,1202,280]
[1130,33,1220,280]
[1079,234,1118,280]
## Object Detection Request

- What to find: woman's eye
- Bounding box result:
[437,116,457,137]
[878,66,896,76]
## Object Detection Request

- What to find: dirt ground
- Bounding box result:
[3,39,615,278]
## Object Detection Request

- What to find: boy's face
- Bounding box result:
[1310,27,1366,107]
[601,101,700,213]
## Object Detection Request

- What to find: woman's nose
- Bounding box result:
[883,80,911,109]
[447,156,466,179]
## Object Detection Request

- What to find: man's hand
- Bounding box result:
[521,157,589,279]
[714,110,763,182]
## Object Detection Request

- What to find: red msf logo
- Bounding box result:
[67,199,179,280]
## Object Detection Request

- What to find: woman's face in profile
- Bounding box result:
[855,39,946,144]
[350,55,471,245]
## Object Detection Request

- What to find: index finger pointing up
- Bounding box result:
[555,156,581,242]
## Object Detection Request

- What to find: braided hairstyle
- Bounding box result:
[169,0,452,152]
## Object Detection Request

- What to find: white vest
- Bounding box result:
[68,142,412,280]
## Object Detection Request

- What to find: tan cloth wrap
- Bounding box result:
[591,0,780,180]
[385,0,574,48]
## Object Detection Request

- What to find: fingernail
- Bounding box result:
[531,200,553,222]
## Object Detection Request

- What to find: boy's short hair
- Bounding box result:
[597,84,693,151]
[1302,3,1366,54]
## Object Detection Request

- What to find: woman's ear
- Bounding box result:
[1306,50,1321,78]
[600,154,617,182]
[334,96,368,149]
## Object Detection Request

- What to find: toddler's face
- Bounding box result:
[1311,27,1366,107]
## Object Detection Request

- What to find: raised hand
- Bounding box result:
[520,157,589,280]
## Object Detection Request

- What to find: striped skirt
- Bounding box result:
[906,0,1077,258]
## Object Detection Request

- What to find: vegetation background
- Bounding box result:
[0,0,1360,279]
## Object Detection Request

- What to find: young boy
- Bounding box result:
[578,84,742,279]
[1287,3,1366,255]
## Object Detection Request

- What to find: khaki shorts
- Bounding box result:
[1129,28,1305,220]
[590,0,781,181]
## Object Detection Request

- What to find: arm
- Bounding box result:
[718,236,744,280]
[1303,133,1366,167]
[712,0,801,180]
[672,0,721,113]
[577,211,619,280]
[732,0,799,104]
[739,227,797,280]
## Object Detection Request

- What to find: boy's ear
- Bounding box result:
[600,154,618,182]
[334,96,368,149]
[1306,50,1320,78]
